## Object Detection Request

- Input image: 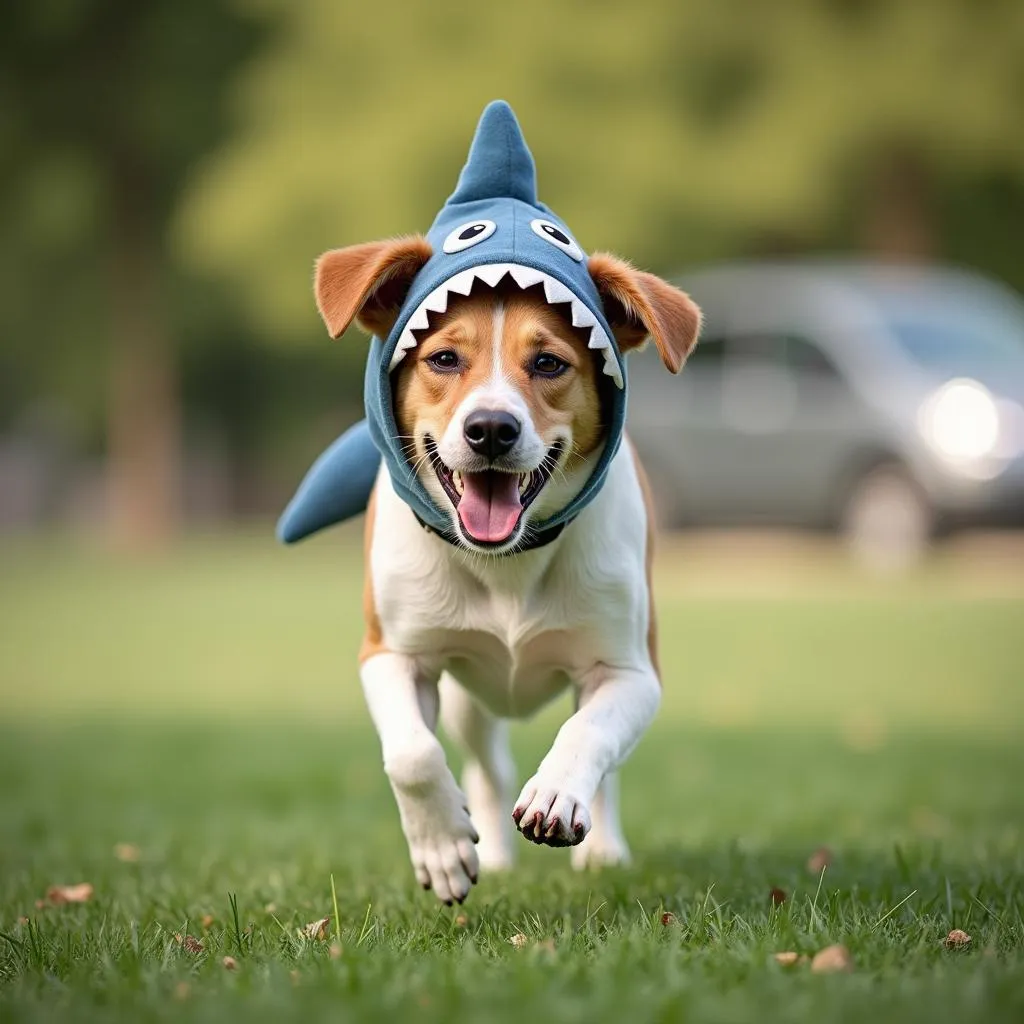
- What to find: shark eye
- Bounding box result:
[530,219,584,262]
[443,220,496,253]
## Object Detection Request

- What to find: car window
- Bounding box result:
[726,332,841,378]
[781,336,842,378]
[686,336,726,372]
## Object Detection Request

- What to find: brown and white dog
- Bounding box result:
[315,240,700,904]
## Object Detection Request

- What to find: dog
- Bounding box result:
[285,102,700,904]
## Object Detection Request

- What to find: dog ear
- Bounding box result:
[588,253,702,373]
[315,235,433,339]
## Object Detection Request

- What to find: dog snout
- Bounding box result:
[463,410,521,460]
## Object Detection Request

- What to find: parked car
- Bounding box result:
[627,261,1024,568]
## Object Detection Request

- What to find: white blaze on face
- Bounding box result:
[435,299,549,545]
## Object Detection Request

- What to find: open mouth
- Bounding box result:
[425,437,563,546]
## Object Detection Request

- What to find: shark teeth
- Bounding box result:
[388,262,623,388]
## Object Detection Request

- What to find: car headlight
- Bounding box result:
[918,378,1000,465]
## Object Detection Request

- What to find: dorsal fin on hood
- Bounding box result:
[446,100,538,206]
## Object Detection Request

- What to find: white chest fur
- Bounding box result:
[368,444,652,718]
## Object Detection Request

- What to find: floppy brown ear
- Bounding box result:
[314,235,433,339]
[588,253,702,373]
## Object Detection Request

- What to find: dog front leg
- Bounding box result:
[512,664,659,848]
[360,652,479,903]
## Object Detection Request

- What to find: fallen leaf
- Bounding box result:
[660,912,675,926]
[769,887,787,906]
[222,955,238,970]
[509,933,529,948]
[773,951,800,966]
[113,843,140,863]
[173,982,191,1001]
[454,914,468,928]
[811,944,853,973]
[174,933,204,954]
[46,883,94,905]
[945,929,971,949]
[329,943,343,960]
[201,914,215,930]
[299,916,330,941]
[807,847,833,874]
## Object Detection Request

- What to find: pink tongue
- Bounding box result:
[457,471,522,543]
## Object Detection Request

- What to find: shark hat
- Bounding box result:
[277,100,629,547]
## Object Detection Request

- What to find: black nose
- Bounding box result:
[463,410,521,459]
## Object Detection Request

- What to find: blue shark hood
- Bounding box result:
[278,100,627,545]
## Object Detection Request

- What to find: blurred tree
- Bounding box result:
[0,1,267,546]
[176,0,1024,357]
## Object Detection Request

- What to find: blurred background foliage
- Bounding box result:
[1,0,1023,545]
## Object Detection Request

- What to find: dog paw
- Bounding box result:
[388,755,480,904]
[570,832,631,869]
[511,778,591,847]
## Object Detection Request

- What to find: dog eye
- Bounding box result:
[426,349,461,371]
[529,219,584,262]
[442,220,496,253]
[533,353,569,377]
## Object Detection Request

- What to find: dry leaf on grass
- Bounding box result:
[807,847,833,874]
[46,883,94,905]
[769,887,787,906]
[509,933,529,948]
[173,933,204,954]
[945,929,971,949]
[811,944,853,973]
[299,916,330,941]
[660,912,675,926]
[113,843,140,863]
[222,955,238,970]
[773,951,801,966]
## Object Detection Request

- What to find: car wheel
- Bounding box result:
[841,465,933,572]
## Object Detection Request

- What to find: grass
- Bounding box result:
[1,528,1023,1022]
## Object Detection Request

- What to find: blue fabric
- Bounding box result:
[278,100,627,544]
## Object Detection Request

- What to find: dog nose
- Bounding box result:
[463,410,521,459]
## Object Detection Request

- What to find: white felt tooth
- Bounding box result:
[407,308,430,331]
[388,348,407,371]
[542,278,575,306]
[423,287,450,314]
[602,350,624,388]
[475,263,512,287]
[509,265,544,290]
[397,328,418,351]
[570,299,596,329]
[446,269,476,297]
[587,325,611,351]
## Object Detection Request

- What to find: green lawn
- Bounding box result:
[1,530,1023,1022]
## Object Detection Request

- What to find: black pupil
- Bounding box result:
[542,224,571,245]
[459,224,485,240]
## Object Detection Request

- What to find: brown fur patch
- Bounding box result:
[359,485,388,665]
[315,235,432,340]
[394,281,604,474]
[588,253,702,373]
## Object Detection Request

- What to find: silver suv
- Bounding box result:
[627,261,1024,568]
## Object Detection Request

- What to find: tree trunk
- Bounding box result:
[860,147,935,261]
[106,163,181,550]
